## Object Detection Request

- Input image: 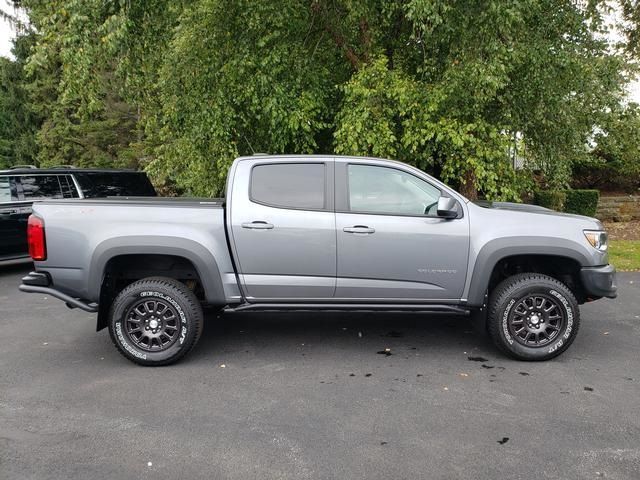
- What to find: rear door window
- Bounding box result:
[19,175,64,200]
[0,177,16,203]
[250,163,326,210]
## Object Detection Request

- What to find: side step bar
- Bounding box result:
[225,303,470,315]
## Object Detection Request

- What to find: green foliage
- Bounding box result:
[36,93,142,169]
[0,34,40,168]
[334,57,541,201]
[535,189,600,216]
[621,0,640,58]
[334,58,410,161]
[1,0,636,200]
[145,0,335,195]
[573,104,640,192]
[16,0,143,170]
[564,189,600,217]
[534,190,567,212]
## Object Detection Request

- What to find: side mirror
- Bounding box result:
[436,196,458,219]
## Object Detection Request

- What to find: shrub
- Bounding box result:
[534,190,566,211]
[564,189,599,217]
[572,161,639,193]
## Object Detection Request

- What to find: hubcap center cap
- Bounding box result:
[530,314,540,325]
[149,319,159,329]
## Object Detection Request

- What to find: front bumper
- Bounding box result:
[19,271,98,313]
[580,264,617,299]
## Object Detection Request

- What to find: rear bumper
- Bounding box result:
[19,271,98,313]
[580,264,617,299]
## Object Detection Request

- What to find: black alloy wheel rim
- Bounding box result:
[507,294,566,348]
[124,298,180,352]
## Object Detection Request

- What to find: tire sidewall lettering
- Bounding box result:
[502,298,516,345]
[549,289,574,340]
[548,289,574,353]
[115,320,147,360]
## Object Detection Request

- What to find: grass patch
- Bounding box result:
[609,240,640,271]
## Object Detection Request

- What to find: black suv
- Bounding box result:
[0,166,156,261]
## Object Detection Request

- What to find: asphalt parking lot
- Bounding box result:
[1,262,639,480]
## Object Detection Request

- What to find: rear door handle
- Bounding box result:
[0,210,17,216]
[343,225,375,234]
[242,221,274,230]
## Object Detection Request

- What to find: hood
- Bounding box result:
[473,200,550,213]
[472,200,603,226]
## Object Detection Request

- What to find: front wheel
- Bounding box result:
[108,277,204,366]
[487,273,580,361]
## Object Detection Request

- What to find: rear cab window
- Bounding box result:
[250,163,326,210]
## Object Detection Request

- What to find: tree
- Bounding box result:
[573,103,640,191]
[9,0,635,199]
[15,0,143,169]
[621,0,640,57]
[0,33,40,168]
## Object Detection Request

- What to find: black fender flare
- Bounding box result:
[91,237,228,331]
[465,237,591,306]
[89,236,227,305]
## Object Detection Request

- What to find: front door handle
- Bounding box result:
[343,225,375,234]
[242,221,274,230]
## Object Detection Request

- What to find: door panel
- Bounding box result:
[335,162,469,300]
[0,177,29,258]
[0,205,25,257]
[336,212,469,299]
[232,204,336,299]
[229,160,336,300]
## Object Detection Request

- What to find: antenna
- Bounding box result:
[242,134,255,155]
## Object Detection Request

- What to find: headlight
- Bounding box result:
[583,230,608,252]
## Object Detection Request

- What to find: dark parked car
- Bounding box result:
[0,166,156,261]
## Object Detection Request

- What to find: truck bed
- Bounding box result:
[31,197,237,305]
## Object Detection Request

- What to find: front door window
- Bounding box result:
[348,164,441,216]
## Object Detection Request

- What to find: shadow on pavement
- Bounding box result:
[191,310,495,362]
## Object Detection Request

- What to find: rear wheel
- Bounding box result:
[108,277,203,366]
[487,273,580,361]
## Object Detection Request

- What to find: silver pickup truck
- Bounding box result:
[20,155,617,366]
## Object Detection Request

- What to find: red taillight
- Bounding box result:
[27,215,47,261]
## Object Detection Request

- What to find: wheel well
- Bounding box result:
[487,255,585,303]
[96,254,204,331]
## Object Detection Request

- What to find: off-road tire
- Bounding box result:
[108,277,204,366]
[487,273,580,361]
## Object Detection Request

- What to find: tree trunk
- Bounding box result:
[459,169,478,200]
